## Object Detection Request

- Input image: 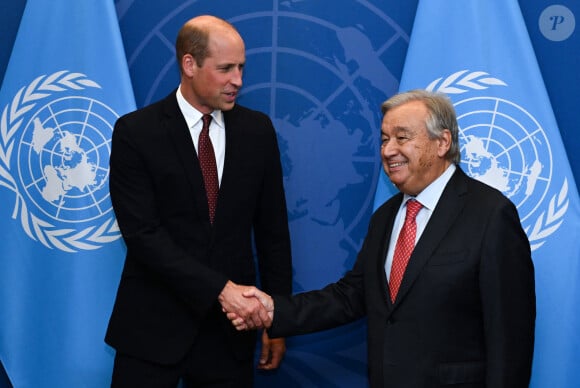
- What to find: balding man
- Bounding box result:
[105,15,292,387]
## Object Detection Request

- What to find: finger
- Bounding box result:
[246,314,258,330]
[259,333,271,366]
[256,305,272,328]
[250,318,264,330]
[226,312,239,321]
[266,345,284,369]
[242,288,273,312]
[227,312,252,331]
[254,291,271,310]
[259,338,285,370]
[248,303,268,329]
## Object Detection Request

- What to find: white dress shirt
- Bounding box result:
[384,164,457,281]
[176,85,226,185]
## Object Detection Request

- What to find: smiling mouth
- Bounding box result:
[388,161,407,169]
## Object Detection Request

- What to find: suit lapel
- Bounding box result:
[214,107,236,224]
[162,93,210,222]
[376,194,404,309]
[393,169,469,306]
[215,106,248,225]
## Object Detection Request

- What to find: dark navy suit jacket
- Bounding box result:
[106,91,292,364]
[271,168,535,388]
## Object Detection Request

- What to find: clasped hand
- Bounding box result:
[219,281,273,331]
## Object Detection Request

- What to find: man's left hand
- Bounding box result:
[258,331,285,370]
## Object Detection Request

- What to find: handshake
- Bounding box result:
[218,280,274,331]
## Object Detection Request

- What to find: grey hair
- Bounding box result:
[381,89,460,164]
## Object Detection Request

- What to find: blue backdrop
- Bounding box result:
[1,1,578,387]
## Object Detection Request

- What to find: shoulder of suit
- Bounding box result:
[228,103,269,119]
[456,168,513,205]
[372,192,404,218]
[119,92,171,119]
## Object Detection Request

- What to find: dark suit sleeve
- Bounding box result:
[251,115,292,295]
[480,198,535,387]
[269,226,371,337]
[110,115,228,318]
[270,272,366,337]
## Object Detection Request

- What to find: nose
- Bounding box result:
[231,66,243,88]
[381,138,397,159]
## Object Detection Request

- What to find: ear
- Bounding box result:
[437,129,452,158]
[182,54,196,78]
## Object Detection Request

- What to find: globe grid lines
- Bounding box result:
[125,3,402,254]
[456,96,552,223]
[119,2,414,384]
[17,96,116,224]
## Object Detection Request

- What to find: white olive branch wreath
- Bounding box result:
[426,70,568,251]
[0,70,121,252]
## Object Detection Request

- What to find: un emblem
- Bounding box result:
[428,70,569,250]
[118,2,409,385]
[0,70,121,252]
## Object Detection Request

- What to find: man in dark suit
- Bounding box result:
[232,90,536,387]
[105,15,292,387]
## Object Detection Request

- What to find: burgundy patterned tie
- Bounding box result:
[389,199,422,302]
[198,114,218,223]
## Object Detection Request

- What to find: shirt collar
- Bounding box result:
[404,163,456,211]
[176,85,224,129]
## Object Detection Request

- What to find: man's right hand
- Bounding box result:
[224,286,274,331]
[218,281,272,330]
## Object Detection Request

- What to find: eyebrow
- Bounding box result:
[383,126,411,135]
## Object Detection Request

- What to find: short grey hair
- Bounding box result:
[381,89,460,164]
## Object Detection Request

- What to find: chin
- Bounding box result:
[220,102,236,111]
[386,173,404,187]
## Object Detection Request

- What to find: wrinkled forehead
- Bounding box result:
[383,101,428,128]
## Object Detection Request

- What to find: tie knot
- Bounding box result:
[202,114,212,131]
[405,199,422,219]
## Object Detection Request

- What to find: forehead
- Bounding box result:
[207,28,245,60]
[383,100,428,131]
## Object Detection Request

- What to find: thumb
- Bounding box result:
[242,287,257,298]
